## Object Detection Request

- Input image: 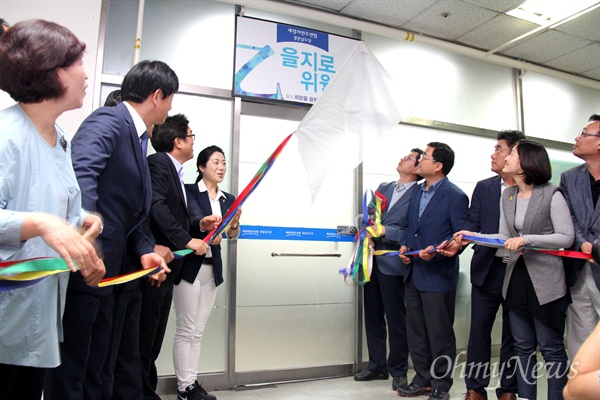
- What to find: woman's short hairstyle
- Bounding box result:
[0,19,85,103]
[195,146,225,183]
[516,139,552,185]
[151,114,190,153]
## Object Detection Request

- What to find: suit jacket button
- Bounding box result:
[134,211,140,218]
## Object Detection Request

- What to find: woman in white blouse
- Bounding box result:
[173,146,240,400]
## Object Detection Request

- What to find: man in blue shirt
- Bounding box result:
[398,142,469,400]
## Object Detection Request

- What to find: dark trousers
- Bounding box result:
[466,257,518,397]
[139,278,175,400]
[44,289,114,400]
[0,364,45,400]
[509,298,569,400]
[405,275,456,393]
[363,263,409,377]
[102,281,143,400]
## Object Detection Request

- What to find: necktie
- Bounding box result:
[141,131,148,157]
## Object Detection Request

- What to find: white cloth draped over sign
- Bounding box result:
[296,41,402,202]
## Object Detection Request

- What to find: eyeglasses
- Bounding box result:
[401,155,417,163]
[186,134,195,140]
[578,131,600,138]
[420,154,437,162]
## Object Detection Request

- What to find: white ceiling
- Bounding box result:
[279,0,600,82]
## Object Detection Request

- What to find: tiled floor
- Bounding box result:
[160,361,549,399]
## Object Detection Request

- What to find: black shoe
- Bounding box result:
[428,389,449,400]
[194,380,217,400]
[354,369,389,381]
[397,383,432,397]
[392,376,408,390]
[177,383,202,400]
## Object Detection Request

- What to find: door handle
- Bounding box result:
[271,252,342,257]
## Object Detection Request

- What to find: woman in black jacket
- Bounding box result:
[172,145,240,400]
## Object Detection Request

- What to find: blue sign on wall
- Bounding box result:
[233,17,358,105]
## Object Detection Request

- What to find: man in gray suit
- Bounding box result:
[560,114,600,360]
[354,148,422,391]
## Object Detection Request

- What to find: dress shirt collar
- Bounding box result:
[123,101,147,140]
[197,178,225,200]
[396,180,417,192]
[420,176,446,192]
[166,153,184,179]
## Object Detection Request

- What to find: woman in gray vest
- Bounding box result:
[460,139,574,400]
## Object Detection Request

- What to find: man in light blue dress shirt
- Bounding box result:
[355,148,422,391]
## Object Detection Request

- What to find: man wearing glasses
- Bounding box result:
[442,130,524,400]
[560,114,600,362]
[141,114,209,399]
[354,148,423,391]
[397,142,469,400]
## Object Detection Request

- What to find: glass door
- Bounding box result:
[234,107,358,385]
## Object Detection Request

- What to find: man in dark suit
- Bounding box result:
[561,114,600,361]
[397,142,469,400]
[443,130,523,400]
[45,61,176,400]
[141,114,209,399]
[354,148,422,390]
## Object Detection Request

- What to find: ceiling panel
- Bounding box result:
[277,0,600,82]
[553,6,600,42]
[402,0,499,40]
[460,0,524,13]
[342,0,438,27]
[583,66,600,80]
[502,30,592,63]
[281,0,353,12]
[545,43,600,74]
[457,14,539,50]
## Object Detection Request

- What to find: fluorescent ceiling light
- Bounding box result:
[507,0,599,26]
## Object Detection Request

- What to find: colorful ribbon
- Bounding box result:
[340,190,389,286]
[461,234,593,260]
[96,266,162,287]
[204,133,294,244]
[173,249,193,259]
[0,248,195,292]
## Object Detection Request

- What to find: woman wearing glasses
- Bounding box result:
[457,140,574,400]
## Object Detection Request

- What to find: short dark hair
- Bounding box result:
[411,148,424,166]
[516,139,551,186]
[497,130,525,148]
[121,60,179,104]
[104,89,121,107]
[589,114,600,122]
[427,142,455,175]
[0,19,85,103]
[411,147,424,181]
[195,145,225,183]
[150,114,189,153]
[0,18,10,38]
